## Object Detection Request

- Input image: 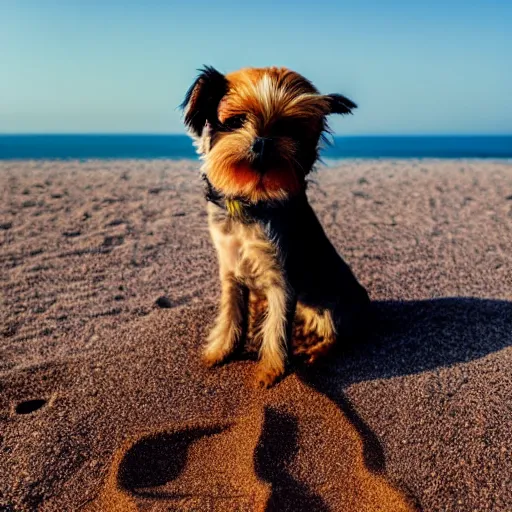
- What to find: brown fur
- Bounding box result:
[182,66,368,387]
[206,206,289,385]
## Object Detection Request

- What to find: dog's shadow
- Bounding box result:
[299,297,512,475]
[320,297,511,382]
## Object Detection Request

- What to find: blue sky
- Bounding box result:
[1,1,511,135]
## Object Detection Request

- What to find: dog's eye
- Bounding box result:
[222,115,246,131]
[273,118,305,138]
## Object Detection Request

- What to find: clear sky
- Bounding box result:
[1,1,511,135]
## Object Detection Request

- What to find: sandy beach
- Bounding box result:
[1,158,511,511]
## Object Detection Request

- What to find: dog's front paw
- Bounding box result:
[202,344,230,368]
[254,364,284,389]
[202,322,239,368]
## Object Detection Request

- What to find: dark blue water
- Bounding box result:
[0,135,511,160]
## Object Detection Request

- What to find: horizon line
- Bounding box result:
[1,133,511,138]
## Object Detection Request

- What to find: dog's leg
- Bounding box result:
[203,272,245,367]
[292,303,337,364]
[245,292,267,354]
[255,274,290,388]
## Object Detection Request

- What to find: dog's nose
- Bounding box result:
[251,137,273,161]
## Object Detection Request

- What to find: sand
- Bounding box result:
[1,159,511,511]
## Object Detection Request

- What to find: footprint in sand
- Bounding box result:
[90,398,417,512]
[14,398,47,415]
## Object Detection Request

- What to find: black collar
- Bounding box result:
[203,175,306,222]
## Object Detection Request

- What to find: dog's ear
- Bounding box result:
[181,66,228,136]
[325,93,357,115]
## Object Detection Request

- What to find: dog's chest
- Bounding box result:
[209,212,278,281]
[211,226,243,272]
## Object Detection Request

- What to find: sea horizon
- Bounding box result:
[1,134,511,161]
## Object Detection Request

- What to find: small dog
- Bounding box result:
[182,66,370,387]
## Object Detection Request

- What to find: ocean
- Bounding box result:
[0,135,511,160]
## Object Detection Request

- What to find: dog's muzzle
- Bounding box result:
[251,137,274,173]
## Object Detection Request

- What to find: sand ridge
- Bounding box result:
[1,159,511,511]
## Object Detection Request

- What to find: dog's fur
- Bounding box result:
[182,66,370,387]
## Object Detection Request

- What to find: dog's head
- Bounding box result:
[182,66,356,203]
